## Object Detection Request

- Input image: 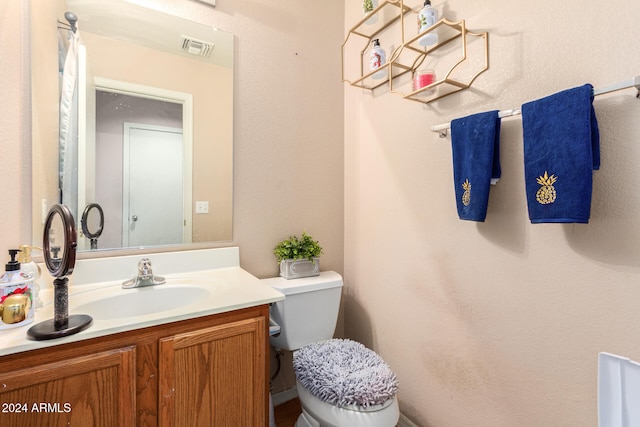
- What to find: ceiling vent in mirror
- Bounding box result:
[179,36,214,57]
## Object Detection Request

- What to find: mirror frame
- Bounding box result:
[43,204,77,278]
[80,202,104,246]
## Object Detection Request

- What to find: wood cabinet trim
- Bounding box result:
[158,316,267,427]
[167,317,264,349]
[0,346,137,426]
[0,346,135,392]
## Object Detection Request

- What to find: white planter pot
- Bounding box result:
[279,257,320,279]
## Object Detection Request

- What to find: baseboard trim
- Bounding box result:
[398,412,420,427]
[271,387,298,406]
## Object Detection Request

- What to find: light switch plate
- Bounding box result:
[42,199,48,224]
[195,201,209,214]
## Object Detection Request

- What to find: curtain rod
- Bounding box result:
[431,76,640,138]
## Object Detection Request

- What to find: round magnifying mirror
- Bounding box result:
[28,204,91,341]
[81,203,104,250]
[43,204,77,278]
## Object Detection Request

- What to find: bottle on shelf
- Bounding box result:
[369,38,387,80]
[17,245,42,308]
[417,0,439,46]
[363,0,379,25]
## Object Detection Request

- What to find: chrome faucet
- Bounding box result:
[122,258,166,289]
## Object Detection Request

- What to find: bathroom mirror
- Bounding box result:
[31,0,234,253]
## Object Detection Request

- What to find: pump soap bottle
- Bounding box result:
[369,39,387,80]
[417,0,439,46]
[18,245,42,308]
[0,249,35,329]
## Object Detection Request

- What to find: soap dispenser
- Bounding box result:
[18,245,42,309]
[417,0,439,46]
[369,39,387,80]
[0,249,35,329]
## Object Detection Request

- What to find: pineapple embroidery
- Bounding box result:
[535,171,557,205]
[462,179,471,207]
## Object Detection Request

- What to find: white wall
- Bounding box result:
[145,0,345,278]
[0,0,31,255]
[344,1,640,426]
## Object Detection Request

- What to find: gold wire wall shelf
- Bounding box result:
[392,20,489,104]
[341,0,412,90]
[342,1,489,104]
[349,0,411,39]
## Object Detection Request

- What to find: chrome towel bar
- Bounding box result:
[431,76,640,137]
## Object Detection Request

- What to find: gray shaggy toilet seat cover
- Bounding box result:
[293,338,399,408]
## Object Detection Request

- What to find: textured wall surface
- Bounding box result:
[6,0,640,425]
[0,0,31,256]
[344,1,640,425]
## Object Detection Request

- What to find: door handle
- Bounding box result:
[132,215,138,222]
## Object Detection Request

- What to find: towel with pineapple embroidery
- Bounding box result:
[451,110,502,222]
[522,84,600,223]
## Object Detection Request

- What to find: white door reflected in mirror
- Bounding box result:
[123,123,187,247]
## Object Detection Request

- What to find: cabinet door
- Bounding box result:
[0,346,136,427]
[158,316,267,427]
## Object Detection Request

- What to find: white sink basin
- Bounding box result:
[72,277,227,320]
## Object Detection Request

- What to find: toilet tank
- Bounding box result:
[263,271,343,351]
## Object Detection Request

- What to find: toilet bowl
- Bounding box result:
[264,272,399,427]
[296,379,399,427]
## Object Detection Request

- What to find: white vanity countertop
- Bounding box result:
[0,247,284,357]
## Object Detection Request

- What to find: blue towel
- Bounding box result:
[522,84,600,223]
[451,110,501,222]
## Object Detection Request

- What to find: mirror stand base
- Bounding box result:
[26,314,93,341]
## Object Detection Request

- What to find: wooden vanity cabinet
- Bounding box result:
[0,346,136,426]
[0,305,270,427]
[158,316,266,426]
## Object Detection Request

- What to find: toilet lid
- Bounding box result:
[293,338,399,409]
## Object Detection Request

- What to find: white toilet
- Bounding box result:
[265,271,400,427]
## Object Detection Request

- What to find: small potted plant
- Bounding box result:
[273,231,323,279]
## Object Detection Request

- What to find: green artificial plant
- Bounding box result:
[273,231,323,264]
